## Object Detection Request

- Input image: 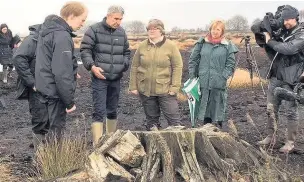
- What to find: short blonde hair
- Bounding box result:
[60,1,86,19]
[209,20,225,36]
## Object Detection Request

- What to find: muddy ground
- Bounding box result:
[0,46,303,181]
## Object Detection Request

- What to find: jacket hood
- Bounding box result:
[40,15,75,37]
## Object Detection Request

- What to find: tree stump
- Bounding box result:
[55,125,270,182]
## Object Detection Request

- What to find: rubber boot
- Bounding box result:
[106,118,117,134]
[2,69,8,83]
[258,103,277,145]
[91,122,103,147]
[279,122,297,153]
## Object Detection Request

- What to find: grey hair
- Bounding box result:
[107,5,125,15]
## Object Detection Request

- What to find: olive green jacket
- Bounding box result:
[129,37,183,96]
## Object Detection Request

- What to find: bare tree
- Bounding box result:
[124,21,146,35]
[226,15,249,31]
[300,9,304,22]
[171,26,182,33]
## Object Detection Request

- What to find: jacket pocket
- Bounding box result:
[210,73,227,89]
[278,62,304,85]
[155,78,171,94]
[136,74,146,93]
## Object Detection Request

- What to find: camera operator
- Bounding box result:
[256,5,304,153]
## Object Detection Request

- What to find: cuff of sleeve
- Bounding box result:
[267,40,278,48]
[66,101,75,110]
[169,86,179,93]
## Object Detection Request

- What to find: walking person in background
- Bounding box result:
[80,5,130,146]
[188,20,238,128]
[35,1,88,141]
[0,24,20,83]
[129,19,183,131]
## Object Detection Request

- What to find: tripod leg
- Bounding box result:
[249,45,266,95]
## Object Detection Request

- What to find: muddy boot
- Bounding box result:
[203,117,212,125]
[106,118,117,134]
[91,122,103,147]
[258,103,277,145]
[279,122,297,153]
[2,69,8,83]
[32,133,45,151]
[216,121,223,129]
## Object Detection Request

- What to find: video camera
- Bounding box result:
[251,5,286,47]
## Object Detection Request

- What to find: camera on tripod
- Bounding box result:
[240,35,251,43]
[251,5,286,47]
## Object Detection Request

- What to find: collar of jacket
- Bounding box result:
[147,36,166,47]
[204,36,229,45]
[41,15,76,37]
[102,17,117,31]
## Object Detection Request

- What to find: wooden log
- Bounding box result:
[88,152,134,182]
[106,130,146,168]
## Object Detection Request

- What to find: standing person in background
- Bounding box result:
[129,19,183,131]
[35,1,88,141]
[13,24,47,150]
[188,20,238,128]
[0,24,20,83]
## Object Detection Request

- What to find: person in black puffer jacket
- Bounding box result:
[35,2,88,141]
[80,5,131,146]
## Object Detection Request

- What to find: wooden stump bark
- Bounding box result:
[55,125,269,182]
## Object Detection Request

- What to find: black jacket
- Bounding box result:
[80,17,131,81]
[35,15,77,109]
[13,24,41,99]
[0,24,13,63]
[267,23,304,85]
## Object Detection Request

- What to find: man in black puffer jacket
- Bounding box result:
[80,5,130,146]
[13,24,49,149]
[257,5,304,153]
[35,2,88,140]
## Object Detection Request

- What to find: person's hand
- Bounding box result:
[66,105,76,113]
[168,91,175,96]
[91,65,105,79]
[129,90,139,95]
[263,32,271,43]
[33,86,36,92]
[77,73,81,79]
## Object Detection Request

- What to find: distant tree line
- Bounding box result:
[77,10,304,35]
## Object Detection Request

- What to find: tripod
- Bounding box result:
[231,35,266,95]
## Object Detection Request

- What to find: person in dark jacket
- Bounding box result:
[35,1,88,140]
[0,24,19,83]
[257,5,304,153]
[13,24,49,149]
[80,5,130,146]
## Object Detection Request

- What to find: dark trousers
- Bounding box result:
[266,77,298,139]
[36,92,67,138]
[139,94,181,129]
[28,90,48,135]
[91,77,120,122]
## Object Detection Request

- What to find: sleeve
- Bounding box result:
[51,33,75,109]
[80,26,96,70]
[267,35,304,55]
[128,47,140,91]
[169,44,183,93]
[188,42,202,79]
[222,42,238,79]
[12,36,35,88]
[123,33,131,72]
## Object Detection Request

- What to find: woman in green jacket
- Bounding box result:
[188,20,238,128]
[129,19,183,130]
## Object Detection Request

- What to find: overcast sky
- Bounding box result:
[0,0,303,36]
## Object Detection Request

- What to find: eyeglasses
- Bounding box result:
[147,28,160,31]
